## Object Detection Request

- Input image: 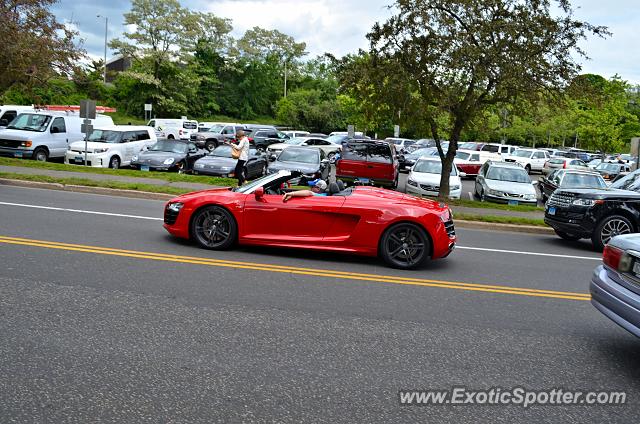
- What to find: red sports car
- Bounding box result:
[163,170,456,269]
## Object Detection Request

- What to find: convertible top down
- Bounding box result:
[163,170,456,269]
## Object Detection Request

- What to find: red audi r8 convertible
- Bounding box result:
[163,170,456,269]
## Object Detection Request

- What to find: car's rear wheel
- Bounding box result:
[380,223,430,269]
[191,206,237,250]
[205,140,217,152]
[168,134,175,140]
[525,164,531,174]
[109,156,120,169]
[554,229,581,241]
[592,215,634,251]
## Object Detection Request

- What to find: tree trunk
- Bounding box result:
[438,123,463,200]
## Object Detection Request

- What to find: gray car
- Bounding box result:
[193,145,267,178]
[474,161,538,205]
[591,233,640,337]
[267,146,330,183]
[542,157,589,176]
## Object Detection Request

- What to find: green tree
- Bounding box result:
[368,0,607,198]
[0,0,84,100]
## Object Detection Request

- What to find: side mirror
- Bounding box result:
[459,171,467,178]
[254,186,264,199]
[269,154,277,162]
[50,126,60,134]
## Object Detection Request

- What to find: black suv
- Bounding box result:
[244,125,289,150]
[544,169,640,250]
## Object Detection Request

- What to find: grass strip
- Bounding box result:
[0,157,236,186]
[454,212,547,227]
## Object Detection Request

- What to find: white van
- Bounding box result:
[64,125,157,168]
[0,111,114,161]
[0,105,36,128]
[147,118,199,140]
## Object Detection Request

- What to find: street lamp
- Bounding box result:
[96,15,108,83]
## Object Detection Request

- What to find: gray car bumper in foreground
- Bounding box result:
[590,265,640,338]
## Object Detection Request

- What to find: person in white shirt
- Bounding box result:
[230,129,250,185]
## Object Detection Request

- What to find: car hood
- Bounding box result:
[0,129,35,141]
[169,187,233,203]
[196,156,237,167]
[136,151,185,165]
[409,172,461,186]
[556,188,640,200]
[485,179,536,195]
[269,161,319,174]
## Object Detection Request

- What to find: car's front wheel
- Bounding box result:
[191,206,237,250]
[380,223,430,269]
[592,215,634,251]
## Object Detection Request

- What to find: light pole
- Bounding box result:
[96,15,108,83]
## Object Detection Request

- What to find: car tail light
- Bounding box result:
[603,245,633,272]
[179,129,184,135]
[563,161,567,168]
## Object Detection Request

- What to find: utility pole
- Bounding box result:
[284,59,287,98]
[97,15,108,83]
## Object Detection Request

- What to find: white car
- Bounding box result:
[504,148,550,173]
[65,125,157,169]
[282,130,310,138]
[147,118,199,140]
[267,137,342,159]
[405,157,462,199]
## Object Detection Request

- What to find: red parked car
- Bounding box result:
[163,170,456,269]
[335,140,399,188]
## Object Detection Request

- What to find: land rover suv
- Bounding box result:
[544,169,640,250]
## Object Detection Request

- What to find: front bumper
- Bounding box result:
[64,151,110,167]
[0,148,34,158]
[483,192,537,205]
[406,184,461,199]
[544,208,593,237]
[591,265,640,338]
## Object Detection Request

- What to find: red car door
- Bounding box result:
[242,193,346,244]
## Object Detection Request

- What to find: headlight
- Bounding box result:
[20,140,32,147]
[524,194,536,200]
[93,148,109,154]
[195,162,204,168]
[131,155,138,162]
[220,166,231,171]
[167,202,183,212]
[488,189,503,196]
[450,185,460,190]
[572,198,602,206]
[163,158,175,165]
[407,179,418,187]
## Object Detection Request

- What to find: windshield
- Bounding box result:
[6,113,52,132]
[559,173,607,189]
[611,170,640,190]
[278,149,319,164]
[88,130,122,143]
[455,151,470,160]
[413,160,456,176]
[486,167,530,183]
[285,137,307,145]
[183,121,197,129]
[210,145,233,158]
[206,124,224,133]
[459,142,477,150]
[596,163,620,172]
[512,150,533,158]
[149,140,187,154]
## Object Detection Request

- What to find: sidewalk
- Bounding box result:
[0,164,544,219]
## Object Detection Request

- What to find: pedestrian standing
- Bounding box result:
[231,129,250,186]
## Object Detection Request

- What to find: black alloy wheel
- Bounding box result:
[380,223,430,269]
[191,206,237,250]
[592,215,634,251]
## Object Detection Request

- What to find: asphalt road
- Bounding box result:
[0,185,638,423]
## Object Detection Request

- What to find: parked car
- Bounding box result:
[538,169,607,203]
[406,139,436,152]
[591,234,640,337]
[267,146,330,183]
[595,162,632,182]
[544,169,640,249]
[479,143,519,157]
[386,137,416,153]
[0,111,114,161]
[454,149,482,177]
[282,130,310,139]
[459,142,484,151]
[504,149,550,174]
[147,118,199,140]
[406,157,462,199]
[399,147,438,172]
[193,145,267,179]
[474,161,538,205]
[243,125,288,150]
[587,158,603,169]
[131,139,205,172]
[0,105,36,128]
[64,126,156,169]
[336,139,400,188]
[542,157,589,176]
[163,170,456,269]
[267,137,341,159]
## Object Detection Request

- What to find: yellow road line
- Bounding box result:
[0,235,591,301]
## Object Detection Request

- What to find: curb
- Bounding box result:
[1,178,554,235]
[0,178,176,201]
[455,219,553,235]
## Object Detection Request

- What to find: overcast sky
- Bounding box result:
[53,0,640,83]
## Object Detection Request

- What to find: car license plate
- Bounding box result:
[508,200,519,205]
[74,156,84,163]
[548,207,556,215]
[14,151,22,158]
[141,165,150,172]
[358,178,370,183]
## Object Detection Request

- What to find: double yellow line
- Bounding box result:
[0,235,591,301]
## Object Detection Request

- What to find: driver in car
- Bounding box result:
[282,180,327,202]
